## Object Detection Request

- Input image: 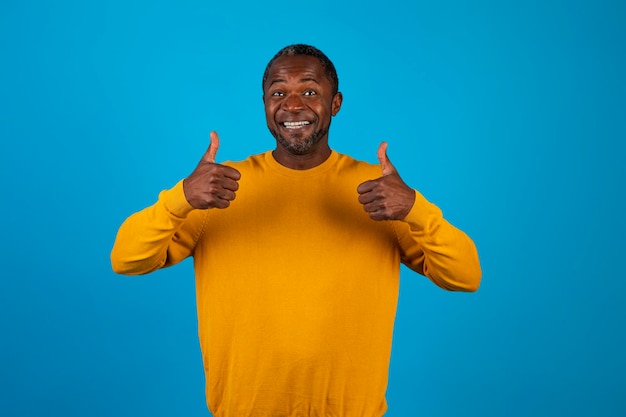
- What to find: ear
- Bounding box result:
[331,92,343,116]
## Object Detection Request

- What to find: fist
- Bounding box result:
[357,142,416,220]
[183,131,241,209]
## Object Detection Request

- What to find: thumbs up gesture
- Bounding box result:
[357,142,416,221]
[183,131,242,209]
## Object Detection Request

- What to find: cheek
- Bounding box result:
[319,104,334,119]
[264,104,276,121]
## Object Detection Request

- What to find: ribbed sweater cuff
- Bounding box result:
[402,189,443,234]
[160,180,196,218]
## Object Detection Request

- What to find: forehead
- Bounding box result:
[264,55,328,88]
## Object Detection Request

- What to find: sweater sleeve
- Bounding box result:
[393,189,482,292]
[110,180,206,275]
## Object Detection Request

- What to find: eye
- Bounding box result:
[271,91,284,97]
[303,90,317,96]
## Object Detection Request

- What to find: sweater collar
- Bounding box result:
[264,150,340,177]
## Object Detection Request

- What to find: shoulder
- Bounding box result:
[220,150,381,179]
[334,151,381,179]
[222,151,270,172]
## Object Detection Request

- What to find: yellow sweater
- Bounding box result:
[111,150,481,417]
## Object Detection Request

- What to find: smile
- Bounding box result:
[281,121,311,129]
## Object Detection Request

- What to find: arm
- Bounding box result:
[110,181,201,275]
[357,142,481,291]
[393,191,481,291]
[111,131,241,275]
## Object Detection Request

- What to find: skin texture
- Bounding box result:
[184,54,415,220]
[183,131,241,209]
[357,142,416,220]
[263,55,342,170]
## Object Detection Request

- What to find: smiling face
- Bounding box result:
[263,55,342,167]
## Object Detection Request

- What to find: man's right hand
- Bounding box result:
[183,131,241,209]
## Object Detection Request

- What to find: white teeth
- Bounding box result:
[283,121,310,129]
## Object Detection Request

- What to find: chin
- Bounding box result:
[270,131,314,155]
[269,126,328,156]
[280,138,316,155]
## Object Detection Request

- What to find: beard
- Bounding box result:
[268,120,331,155]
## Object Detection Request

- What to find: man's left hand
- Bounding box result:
[357,142,416,221]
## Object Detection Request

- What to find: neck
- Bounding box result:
[272,144,332,170]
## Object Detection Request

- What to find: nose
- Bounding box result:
[281,93,305,112]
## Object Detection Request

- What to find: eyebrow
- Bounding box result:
[299,77,320,85]
[268,77,321,87]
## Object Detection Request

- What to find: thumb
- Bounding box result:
[203,131,220,163]
[377,141,396,176]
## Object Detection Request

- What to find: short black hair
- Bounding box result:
[262,44,339,95]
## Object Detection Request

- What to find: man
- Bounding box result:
[111,44,481,416]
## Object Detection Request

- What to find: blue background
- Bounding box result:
[1,0,624,416]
